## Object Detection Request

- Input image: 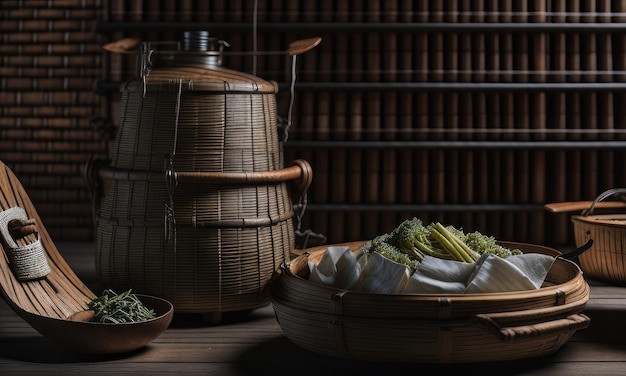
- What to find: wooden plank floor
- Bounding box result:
[2,242,626,375]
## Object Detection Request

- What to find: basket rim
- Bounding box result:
[572,213,626,228]
[286,240,584,300]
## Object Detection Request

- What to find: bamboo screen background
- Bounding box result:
[3,1,626,248]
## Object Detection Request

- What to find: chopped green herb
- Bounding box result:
[87,289,155,323]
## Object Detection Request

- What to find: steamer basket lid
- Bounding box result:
[134,65,279,94]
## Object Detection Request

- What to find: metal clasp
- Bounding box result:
[138,42,154,96]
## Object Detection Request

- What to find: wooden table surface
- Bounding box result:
[2,242,626,375]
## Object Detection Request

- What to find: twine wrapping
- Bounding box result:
[0,207,50,281]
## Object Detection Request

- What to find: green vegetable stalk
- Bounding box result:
[432,222,480,262]
[361,217,522,271]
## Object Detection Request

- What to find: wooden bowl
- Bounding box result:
[16,294,174,354]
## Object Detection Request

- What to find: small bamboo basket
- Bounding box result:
[571,188,626,285]
[270,241,590,363]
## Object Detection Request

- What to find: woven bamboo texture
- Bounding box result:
[270,241,590,363]
[0,160,95,320]
[96,60,310,314]
[572,188,626,285]
[110,68,281,173]
[0,160,174,354]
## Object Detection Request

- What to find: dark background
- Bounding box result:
[2,0,625,248]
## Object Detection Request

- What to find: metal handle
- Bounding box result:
[582,188,626,216]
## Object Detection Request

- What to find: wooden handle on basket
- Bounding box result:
[473,313,590,341]
[98,159,313,188]
[287,37,322,56]
[103,36,321,56]
[288,159,313,196]
[544,201,626,213]
[175,159,312,189]
[471,297,591,341]
[103,38,141,53]
[472,296,591,341]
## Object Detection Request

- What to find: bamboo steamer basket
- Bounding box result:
[92,32,316,316]
[270,241,590,363]
[568,188,626,285]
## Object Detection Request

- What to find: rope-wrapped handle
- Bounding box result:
[0,207,50,281]
[582,188,626,216]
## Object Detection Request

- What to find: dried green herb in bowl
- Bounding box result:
[87,289,156,323]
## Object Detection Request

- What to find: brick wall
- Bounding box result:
[0,1,108,240]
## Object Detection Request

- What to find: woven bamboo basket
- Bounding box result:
[93,33,314,316]
[570,188,626,285]
[270,241,590,363]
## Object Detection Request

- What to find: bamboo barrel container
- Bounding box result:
[94,32,312,317]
